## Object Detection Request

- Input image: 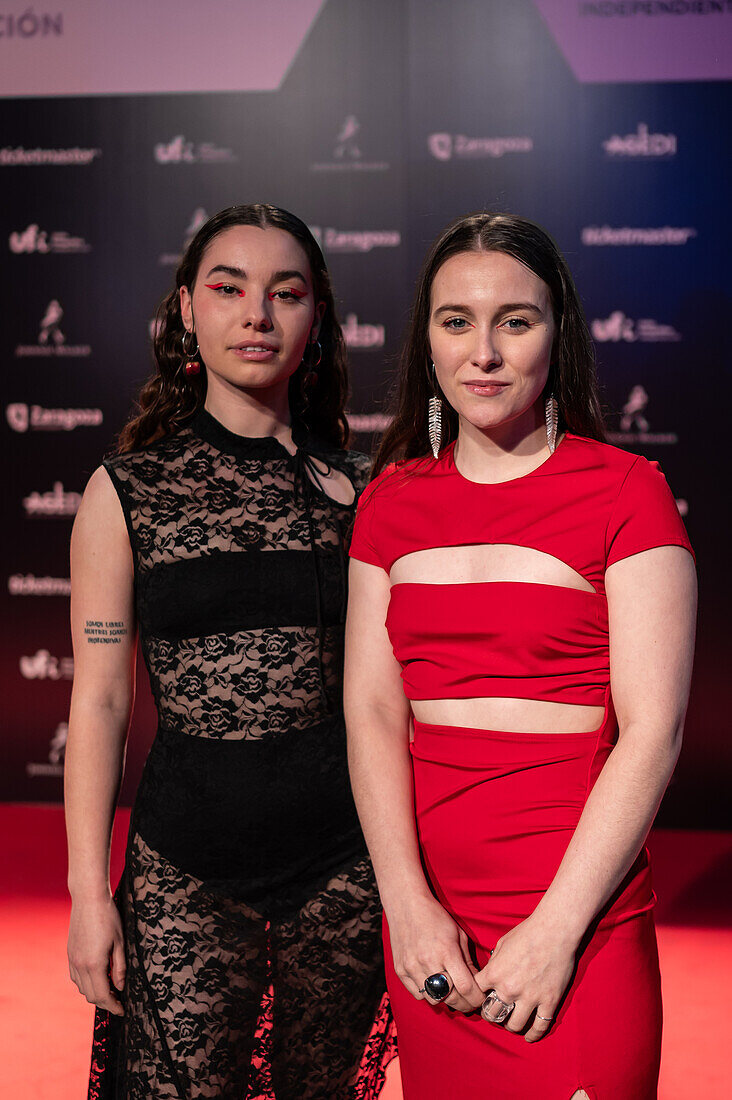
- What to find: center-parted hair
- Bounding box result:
[117,203,350,454]
[373,211,605,477]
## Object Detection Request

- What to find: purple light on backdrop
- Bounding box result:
[534,1,732,83]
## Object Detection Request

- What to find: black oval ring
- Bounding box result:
[424,973,451,1002]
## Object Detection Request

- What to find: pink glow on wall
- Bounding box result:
[0,0,327,97]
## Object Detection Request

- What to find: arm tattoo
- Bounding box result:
[84,620,127,645]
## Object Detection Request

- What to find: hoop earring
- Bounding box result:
[181,329,200,376]
[428,361,442,459]
[545,393,559,454]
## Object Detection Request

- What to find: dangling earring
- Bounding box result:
[545,393,559,454]
[303,339,322,392]
[299,341,322,428]
[428,361,442,459]
[181,329,200,376]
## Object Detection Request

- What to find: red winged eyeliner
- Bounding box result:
[205,283,245,296]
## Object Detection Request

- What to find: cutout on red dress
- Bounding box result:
[389,543,597,593]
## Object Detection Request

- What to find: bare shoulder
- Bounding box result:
[70,466,136,664]
[72,466,129,557]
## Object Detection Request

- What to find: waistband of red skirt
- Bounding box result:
[410,692,617,768]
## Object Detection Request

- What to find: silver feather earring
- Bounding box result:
[428,362,442,459]
[545,393,559,454]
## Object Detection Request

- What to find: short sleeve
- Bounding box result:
[605,456,694,569]
[348,479,385,569]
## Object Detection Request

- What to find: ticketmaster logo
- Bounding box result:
[347,413,393,433]
[8,574,71,596]
[428,133,533,161]
[582,225,696,245]
[0,146,101,166]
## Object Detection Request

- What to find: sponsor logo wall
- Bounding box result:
[311,116,390,172]
[154,136,237,165]
[1,0,728,826]
[428,133,533,161]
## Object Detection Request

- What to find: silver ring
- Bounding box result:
[536,1014,553,1022]
[423,972,452,1002]
[481,990,516,1024]
[181,329,198,357]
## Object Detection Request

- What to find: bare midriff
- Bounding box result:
[410,696,606,734]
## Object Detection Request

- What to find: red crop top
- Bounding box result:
[349,434,693,706]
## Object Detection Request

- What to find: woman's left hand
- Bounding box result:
[474,914,578,1042]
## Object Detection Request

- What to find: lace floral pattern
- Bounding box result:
[147,626,342,739]
[109,427,361,572]
[89,413,396,1097]
[89,836,395,1100]
[105,418,368,740]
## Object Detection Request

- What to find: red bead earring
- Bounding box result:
[181,330,200,376]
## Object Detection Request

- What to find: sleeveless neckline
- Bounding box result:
[188,406,297,460]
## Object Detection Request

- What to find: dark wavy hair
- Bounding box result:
[373,211,605,476]
[117,203,350,453]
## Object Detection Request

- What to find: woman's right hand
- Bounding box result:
[67,894,126,1016]
[386,892,485,1014]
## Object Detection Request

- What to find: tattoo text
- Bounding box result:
[84,620,127,645]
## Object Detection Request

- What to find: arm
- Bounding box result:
[345,558,485,1012]
[478,544,697,1040]
[65,466,137,1015]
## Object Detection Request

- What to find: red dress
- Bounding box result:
[349,434,693,1100]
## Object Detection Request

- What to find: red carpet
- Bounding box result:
[1,805,729,1098]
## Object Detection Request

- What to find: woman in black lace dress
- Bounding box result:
[64,204,396,1099]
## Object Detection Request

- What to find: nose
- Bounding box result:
[241,293,274,332]
[471,325,502,370]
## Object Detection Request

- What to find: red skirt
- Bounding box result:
[385,701,662,1099]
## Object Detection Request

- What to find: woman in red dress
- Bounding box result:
[344,212,696,1099]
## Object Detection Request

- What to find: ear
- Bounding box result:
[310,300,326,342]
[179,286,194,332]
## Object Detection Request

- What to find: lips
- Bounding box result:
[230,340,279,362]
[463,379,510,395]
[231,341,279,352]
[464,378,509,386]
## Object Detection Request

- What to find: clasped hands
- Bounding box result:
[391,896,577,1044]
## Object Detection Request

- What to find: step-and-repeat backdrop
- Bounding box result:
[2,0,730,825]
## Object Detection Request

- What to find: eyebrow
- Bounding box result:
[433,301,543,317]
[205,264,246,280]
[272,269,308,285]
[204,265,308,285]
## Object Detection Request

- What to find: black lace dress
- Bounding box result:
[88,408,396,1100]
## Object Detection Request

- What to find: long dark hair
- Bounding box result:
[117,203,350,453]
[373,211,604,476]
